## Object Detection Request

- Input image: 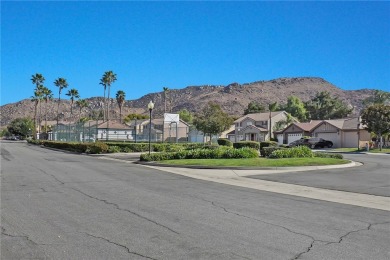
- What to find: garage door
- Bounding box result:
[316,133,339,148]
[343,132,358,148]
[287,133,302,145]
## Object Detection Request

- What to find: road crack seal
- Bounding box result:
[197,198,338,260]
[70,187,179,235]
[84,232,158,259]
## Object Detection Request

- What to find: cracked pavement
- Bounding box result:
[2,141,390,259]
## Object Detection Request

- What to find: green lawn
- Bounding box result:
[330,148,390,153]
[158,158,350,167]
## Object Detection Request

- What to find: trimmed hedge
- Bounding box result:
[217,138,233,147]
[28,140,109,154]
[260,141,278,150]
[233,141,260,150]
[269,146,313,158]
[140,147,259,161]
[104,142,206,153]
[261,147,287,157]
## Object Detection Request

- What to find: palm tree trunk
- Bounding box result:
[269,111,272,141]
[45,100,48,133]
[164,92,167,113]
[38,99,42,134]
[103,87,106,122]
[79,108,82,123]
[107,85,111,122]
[33,103,38,139]
[57,92,61,126]
[70,100,73,115]
[119,106,122,123]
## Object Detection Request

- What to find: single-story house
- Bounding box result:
[276,117,370,148]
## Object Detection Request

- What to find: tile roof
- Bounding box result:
[294,120,322,131]
[97,120,132,129]
[234,111,286,123]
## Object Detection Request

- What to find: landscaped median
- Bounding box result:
[140,145,349,168]
[28,139,350,168]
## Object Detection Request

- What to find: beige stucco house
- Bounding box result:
[233,111,289,142]
[276,117,370,148]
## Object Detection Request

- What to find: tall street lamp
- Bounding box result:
[148,101,154,155]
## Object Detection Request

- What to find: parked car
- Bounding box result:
[288,137,333,149]
[288,138,311,148]
[308,137,333,148]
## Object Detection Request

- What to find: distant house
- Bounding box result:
[275,121,322,145]
[233,111,289,142]
[276,117,370,148]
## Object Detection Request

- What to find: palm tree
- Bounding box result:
[163,87,169,113]
[42,87,53,133]
[268,102,278,140]
[116,90,126,123]
[66,88,80,115]
[31,74,45,133]
[30,91,40,138]
[54,77,68,125]
[75,99,89,122]
[100,71,117,122]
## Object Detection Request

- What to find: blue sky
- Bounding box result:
[1,1,389,105]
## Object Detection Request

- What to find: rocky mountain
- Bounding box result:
[0,77,380,127]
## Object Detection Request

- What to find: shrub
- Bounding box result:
[269,146,313,158]
[108,145,121,153]
[233,141,260,150]
[140,147,259,161]
[260,141,278,149]
[85,142,109,154]
[314,152,343,159]
[217,138,233,147]
[261,147,287,157]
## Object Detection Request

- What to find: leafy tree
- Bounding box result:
[244,101,265,115]
[273,113,297,132]
[41,86,53,133]
[75,99,89,122]
[361,104,390,151]
[363,90,390,106]
[305,91,352,120]
[100,71,117,121]
[116,90,126,123]
[163,87,169,113]
[54,77,68,125]
[283,96,307,122]
[124,113,149,123]
[7,118,34,138]
[268,102,279,140]
[66,88,80,115]
[0,128,10,137]
[193,102,233,141]
[179,109,193,124]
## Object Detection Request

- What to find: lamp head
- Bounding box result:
[147,101,154,110]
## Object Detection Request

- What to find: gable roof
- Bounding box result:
[294,121,323,131]
[234,111,286,123]
[97,120,131,129]
[239,125,268,133]
[312,117,362,131]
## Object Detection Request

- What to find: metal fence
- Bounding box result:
[50,118,194,143]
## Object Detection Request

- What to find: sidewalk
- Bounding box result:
[97,154,390,212]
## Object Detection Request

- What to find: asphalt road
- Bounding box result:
[1,141,390,260]
[249,153,390,197]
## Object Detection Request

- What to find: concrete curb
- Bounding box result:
[134,160,361,171]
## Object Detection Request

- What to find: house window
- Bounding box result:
[247,121,253,126]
